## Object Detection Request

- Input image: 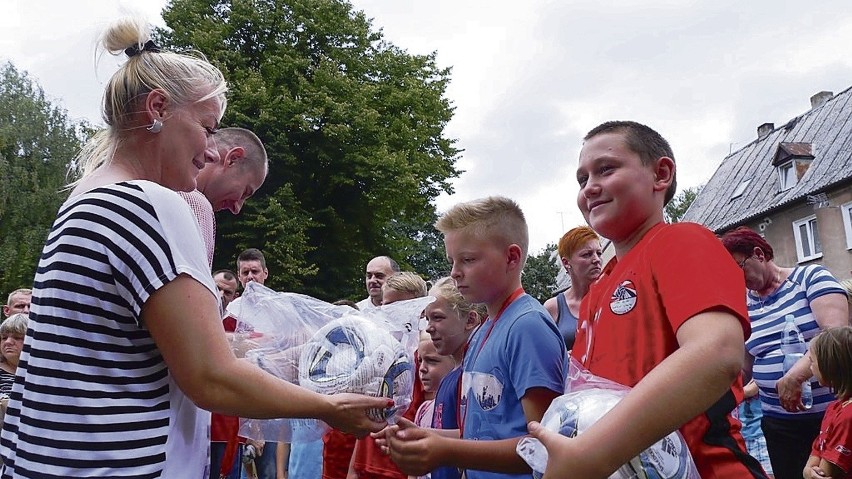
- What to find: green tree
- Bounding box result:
[0,62,87,294]
[388,210,450,283]
[665,185,702,223]
[522,243,559,304]
[159,0,461,299]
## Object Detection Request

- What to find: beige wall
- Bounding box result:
[739,185,852,282]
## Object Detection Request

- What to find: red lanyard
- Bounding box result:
[456,287,524,437]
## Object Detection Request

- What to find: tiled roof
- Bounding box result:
[682,86,852,231]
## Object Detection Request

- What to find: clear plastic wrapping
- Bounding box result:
[516,357,701,479]
[231,282,432,443]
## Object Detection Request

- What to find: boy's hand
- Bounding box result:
[325,394,391,437]
[528,421,610,479]
[370,425,392,454]
[387,418,442,476]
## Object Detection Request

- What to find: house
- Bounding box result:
[682,88,852,281]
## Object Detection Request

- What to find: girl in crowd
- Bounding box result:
[423,277,482,479]
[804,326,852,479]
[410,331,456,479]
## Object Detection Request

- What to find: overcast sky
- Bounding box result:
[4,1,852,252]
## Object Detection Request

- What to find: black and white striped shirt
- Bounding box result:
[0,181,216,478]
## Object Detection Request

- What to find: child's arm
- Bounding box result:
[530,310,744,478]
[819,457,846,478]
[804,455,844,479]
[388,387,561,475]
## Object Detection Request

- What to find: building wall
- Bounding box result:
[738,185,852,282]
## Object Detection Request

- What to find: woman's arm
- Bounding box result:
[778,292,850,412]
[142,275,388,436]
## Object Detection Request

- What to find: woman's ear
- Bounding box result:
[144,89,168,123]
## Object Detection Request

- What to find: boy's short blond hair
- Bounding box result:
[435,196,529,265]
[383,272,428,298]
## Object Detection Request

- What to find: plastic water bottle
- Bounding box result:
[779,314,813,409]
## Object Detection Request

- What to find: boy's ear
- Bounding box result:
[465,310,480,330]
[507,244,523,269]
[652,156,675,193]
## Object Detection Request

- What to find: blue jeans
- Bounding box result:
[289,439,323,479]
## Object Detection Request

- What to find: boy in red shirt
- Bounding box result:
[529,121,767,479]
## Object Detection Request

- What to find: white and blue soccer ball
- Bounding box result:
[299,314,413,421]
[519,389,699,479]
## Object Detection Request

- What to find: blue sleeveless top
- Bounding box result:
[555,291,578,351]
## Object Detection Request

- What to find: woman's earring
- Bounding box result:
[147,118,163,133]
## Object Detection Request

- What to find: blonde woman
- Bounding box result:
[0,16,387,478]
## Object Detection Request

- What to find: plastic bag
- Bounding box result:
[516,357,701,479]
[232,282,432,442]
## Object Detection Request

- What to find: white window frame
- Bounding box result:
[778,161,796,191]
[792,215,823,262]
[842,202,852,250]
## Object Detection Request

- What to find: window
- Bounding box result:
[842,202,852,250]
[778,161,796,191]
[731,179,752,200]
[792,215,823,262]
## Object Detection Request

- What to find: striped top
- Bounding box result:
[0,370,13,396]
[0,181,217,478]
[745,264,845,419]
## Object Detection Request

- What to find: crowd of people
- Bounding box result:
[0,13,851,479]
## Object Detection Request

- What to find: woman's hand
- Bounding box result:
[776,373,806,412]
[324,393,391,437]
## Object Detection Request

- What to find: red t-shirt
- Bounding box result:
[352,352,425,478]
[212,316,241,443]
[811,399,852,473]
[322,430,357,479]
[573,222,766,479]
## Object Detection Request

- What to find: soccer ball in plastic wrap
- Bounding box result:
[299,314,413,422]
[517,389,700,479]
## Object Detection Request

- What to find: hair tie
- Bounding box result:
[125,40,161,58]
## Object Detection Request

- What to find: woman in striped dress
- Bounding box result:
[721,226,849,479]
[0,15,388,479]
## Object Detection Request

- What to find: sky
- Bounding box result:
[4,0,852,252]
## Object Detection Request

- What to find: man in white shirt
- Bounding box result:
[356,256,400,311]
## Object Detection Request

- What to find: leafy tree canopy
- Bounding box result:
[665,185,702,224]
[0,62,88,295]
[158,0,461,299]
[522,243,559,304]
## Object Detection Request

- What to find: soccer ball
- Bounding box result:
[299,314,413,421]
[537,389,694,479]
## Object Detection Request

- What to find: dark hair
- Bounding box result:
[810,326,852,401]
[213,269,237,282]
[584,121,677,205]
[719,226,774,261]
[237,248,266,269]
